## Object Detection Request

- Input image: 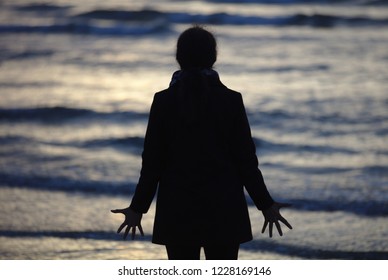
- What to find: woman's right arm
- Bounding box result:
[129,93,166,214]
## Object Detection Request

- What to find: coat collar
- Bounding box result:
[169,68,223,87]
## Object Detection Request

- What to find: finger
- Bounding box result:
[117,222,126,234]
[111,209,124,213]
[275,221,283,236]
[261,220,268,234]
[138,224,144,236]
[123,226,130,240]
[279,217,293,230]
[269,222,273,238]
[131,226,136,240]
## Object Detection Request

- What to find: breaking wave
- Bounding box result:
[1,6,388,36]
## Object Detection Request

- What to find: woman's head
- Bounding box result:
[176,26,217,70]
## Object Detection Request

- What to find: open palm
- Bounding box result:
[111,207,144,240]
[261,202,292,238]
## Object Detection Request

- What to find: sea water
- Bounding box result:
[0,0,387,259]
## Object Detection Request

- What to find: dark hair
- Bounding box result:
[176,26,217,69]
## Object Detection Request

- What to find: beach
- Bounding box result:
[1,187,387,259]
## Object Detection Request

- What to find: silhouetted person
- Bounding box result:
[112,26,292,260]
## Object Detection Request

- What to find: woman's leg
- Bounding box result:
[165,244,201,260]
[203,243,239,260]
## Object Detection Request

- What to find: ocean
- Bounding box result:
[0,0,387,259]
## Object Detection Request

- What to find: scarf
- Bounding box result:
[169,68,219,87]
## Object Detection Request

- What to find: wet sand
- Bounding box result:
[0,187,386,260]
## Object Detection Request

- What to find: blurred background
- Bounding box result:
[0,0,387,259]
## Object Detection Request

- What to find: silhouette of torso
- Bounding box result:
[130,73,273,245]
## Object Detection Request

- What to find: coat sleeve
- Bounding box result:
[230,92,274,210]
[129,93,165,213]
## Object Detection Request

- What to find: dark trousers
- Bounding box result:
[166,243,239,260]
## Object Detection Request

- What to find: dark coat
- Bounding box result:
[130,73,274,246]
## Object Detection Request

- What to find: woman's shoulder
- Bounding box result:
[152,88,171,103]
[222,87,243,98]
[212,84,244,105]
[154,88,170,97]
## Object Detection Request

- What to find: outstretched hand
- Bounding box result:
[261,202,292,238]
[111,207,144,240]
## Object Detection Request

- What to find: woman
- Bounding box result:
[112,26,292,260]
